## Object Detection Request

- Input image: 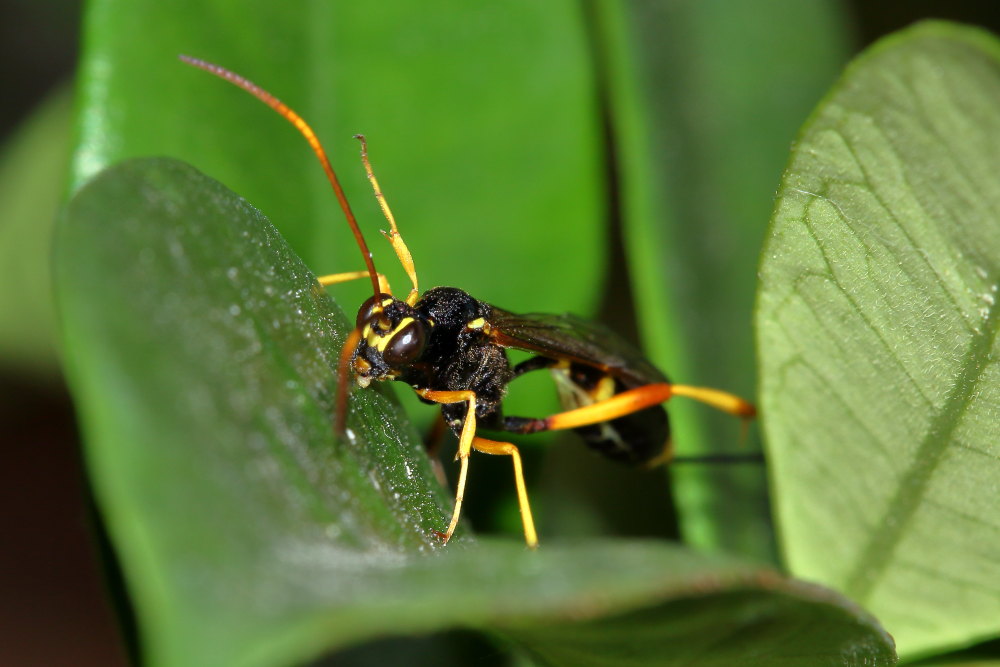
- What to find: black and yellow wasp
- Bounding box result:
[181,56,756,548]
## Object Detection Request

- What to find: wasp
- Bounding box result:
[181,56,756,548]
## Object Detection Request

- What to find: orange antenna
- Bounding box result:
[178,55,381,301]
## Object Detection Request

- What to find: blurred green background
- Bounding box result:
[4,1,1000,665]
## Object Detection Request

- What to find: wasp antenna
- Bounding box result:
[354,134,420,306]
[178,55,382,301]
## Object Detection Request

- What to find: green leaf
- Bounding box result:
[73,0,604,317]
[759,21,1000,658]
[72,3,607,532]
[55,157,896,666]
[0,84,73,374]
[591,0,850,559]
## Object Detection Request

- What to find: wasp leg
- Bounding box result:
[510,355,558,380]
[354,135,420,306]
[412,389,478,545]
[471,436,538,549]
[670,385,757,420]
[316,270,393,295]
[504,383,756,434]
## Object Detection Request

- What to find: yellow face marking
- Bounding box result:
[367,316,416,353]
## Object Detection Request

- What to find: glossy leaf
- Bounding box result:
[759,22,1000,657]
[591,0,850,559]
[55,158,896,666]
[72,3,606,534]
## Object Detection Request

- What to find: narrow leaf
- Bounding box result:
[592,0,850,559]
[0,85,73,373]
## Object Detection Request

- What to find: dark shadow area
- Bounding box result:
[0,371,127,666]
[316,630,510,667]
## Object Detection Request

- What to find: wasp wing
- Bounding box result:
[487,307,667,388]
[487,307,672,465]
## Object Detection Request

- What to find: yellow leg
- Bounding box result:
[545,383,755,432]
[472,437,538,549]
[439,453,470,545]
[413,389,477,545]
[671,384,757,419]
[317,270,392,295]
[354,135,420,306]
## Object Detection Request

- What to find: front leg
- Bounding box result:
[413,389,477,545]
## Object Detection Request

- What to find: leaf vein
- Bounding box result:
[797,187,936,408]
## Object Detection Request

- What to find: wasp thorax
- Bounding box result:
[351,294,429,385]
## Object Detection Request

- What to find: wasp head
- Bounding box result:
[350,294,429,387]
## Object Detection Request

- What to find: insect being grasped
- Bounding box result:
[180,55,756,548]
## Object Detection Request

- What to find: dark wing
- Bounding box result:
[487,306,667,388]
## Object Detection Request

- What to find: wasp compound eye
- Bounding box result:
[382,319,427,366]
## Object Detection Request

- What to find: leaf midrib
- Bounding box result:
[844,276,1000,601]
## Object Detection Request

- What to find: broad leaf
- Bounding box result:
[55,158,896,666]
[759,21,1000,657]
[72,0,608,537]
